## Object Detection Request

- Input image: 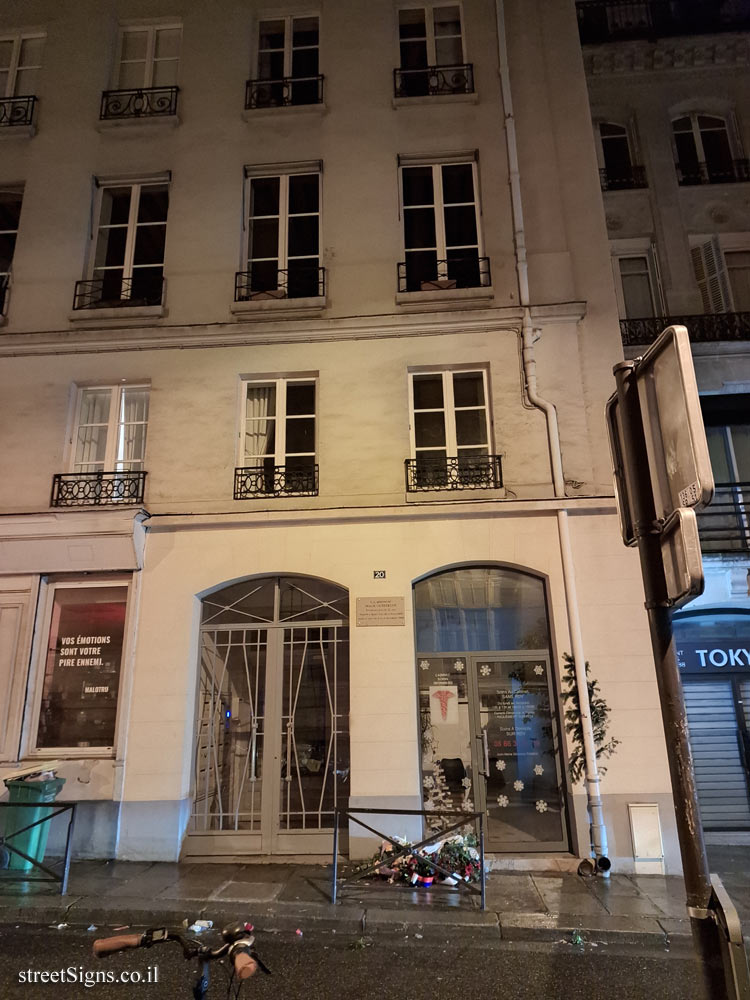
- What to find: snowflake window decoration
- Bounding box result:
[461,777,472,789]
[419,659,430,670]
[453,659,465,672]
[495,759,506,771]
[479,664,491,677]
[496,795,509,808]
[513,779,524,792]
[533,664,544,676]
[535,800,548,813]
[533,764,544,776]
[423,776,435,790]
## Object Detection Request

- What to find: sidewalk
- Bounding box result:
[0,846,747,948]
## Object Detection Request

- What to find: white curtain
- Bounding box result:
[116,387,149,471]
[244,385,276,463]
[73,388,111,471]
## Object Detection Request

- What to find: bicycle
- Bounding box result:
[93,921,271,999]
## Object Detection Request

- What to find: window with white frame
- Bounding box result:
[235,378,317,497]
[251,15,321,108]
[699,394,750,552]
[672,113,743,185]
[726,251,750,312]
[617,256,659,318]
[116,24,181,90]
[396,6,471,97]
[0,189,23,313]
[596,121,645,190]
[79,181,169,309]
[399,159,486,292]
[29,578,131,753]
[408,369,498,489]
[0,33,44,97]
[240,167,321,300]
[70,384,150,476]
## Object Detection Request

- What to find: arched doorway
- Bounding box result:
[189,575,349,856]
[414,565,568,852]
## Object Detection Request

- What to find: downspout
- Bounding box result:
[494,0,609,870]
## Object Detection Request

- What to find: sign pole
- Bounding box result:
[613,361,725,996]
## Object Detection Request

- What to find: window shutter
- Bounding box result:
[691,236,734,313]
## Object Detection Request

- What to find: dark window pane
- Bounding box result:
[672,116,691,133]
[100,188,132,226]
[286,383,315,415]
[435,36,462,66]
[446,249,480,287]
[292,16,318,46]
[698,115,725,130]
[287,260,320,297]
[0,232,17,271]
[251,177,280,217]
[602,135,633,178]
[289,174,319,214]
[405,250,438,290]
[404,207,436,250]
[434,5,461,35]
[675,131,699,168]
[415,411,447,448]
[259,20,285,50]
[402,166,434,207]
[130,267,163,304]
[444,205,477,247]
[453,372,485,407]
[288,216,319,257]
[399,9,427,38]
[96,227,127,269]
[93,268,124,302]
[137,185,169,223]
[286,416,315,453]
[0,194,22,231]
[600,121,628,138]
[442,164,474,203]
[455,410,488,446]
[133,224,166,266]
[702,128,733,179]
[258,51,284,81]
[413,374,444,410]
[250,260,279,292]
[292,48,318,79]
[250,218,279,259]
[400,40,428,71]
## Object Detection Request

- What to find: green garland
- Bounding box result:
[560,652,620,783]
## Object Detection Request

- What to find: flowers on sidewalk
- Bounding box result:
[360,832,482,886]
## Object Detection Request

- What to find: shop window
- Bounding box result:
[30,581,130,753]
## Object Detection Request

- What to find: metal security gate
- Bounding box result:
[187,576,349,858]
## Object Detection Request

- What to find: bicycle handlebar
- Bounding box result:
[231,950,258,981]
[93,934,144,957]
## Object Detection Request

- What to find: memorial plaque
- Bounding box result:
[355,596,405,627]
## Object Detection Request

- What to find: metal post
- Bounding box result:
[479,814,486,912]
[61,805,76,896]
[331,808,339,905]
[614,362,726,997]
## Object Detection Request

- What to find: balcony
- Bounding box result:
[405,455,503,492]
[698,483,750,554]
[73,275,164,311]
[51,471,147,507]
[0,95,36,128]
[100,86,179,121]
[676,159,750,186]
[393,64,474,99]
[234,464,319,498]
[620,312,750,347]
[397,256,491,294]
[234,266,325,302]
[245,75,324,110]
[576,1,750,44]
[600,164,647,190]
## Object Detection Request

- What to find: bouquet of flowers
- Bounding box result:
[363,832,480,886]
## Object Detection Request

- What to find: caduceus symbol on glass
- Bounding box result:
[432,688,455,721]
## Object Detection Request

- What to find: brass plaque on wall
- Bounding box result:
[355,597,406,627]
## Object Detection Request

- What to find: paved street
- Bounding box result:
[0,924,713,1000]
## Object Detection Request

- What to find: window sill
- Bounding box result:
[406,486,506,502]
[96,114,180,135]
[0,124,35,139]
[241,103,327,121]
[25,748,116,760]
[69,303,166,324]
[392,91,478,109]
[396,285,494,311]
[230,295,327,319]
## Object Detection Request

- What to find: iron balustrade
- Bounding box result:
[576,0,750,44]
[0,95,36,128]
[393,63,475,98]
[235,266,325,301]
[405,455,503,492]
[100,86,179,120]
[51,471,147,507]
[0,801,76,894]
[0,274,8,315]
[73,275,164,310]
[599,164,647,190]
[397,255,491,293]
[676,159,750,186]
[245,75,324,109]
[620,313,750,347]
[698,483,750,554]
[234,464,319,498]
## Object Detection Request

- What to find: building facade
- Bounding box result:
[0,0,678,870]
[577,0,750,841]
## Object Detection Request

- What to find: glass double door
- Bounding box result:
[419,650,568,852]
[193,622,349,854]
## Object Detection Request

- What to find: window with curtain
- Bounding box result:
[239,378,316,494]
[72,385,150,474]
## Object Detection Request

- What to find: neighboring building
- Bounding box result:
[0,0,677,872]
[577,0,750,841]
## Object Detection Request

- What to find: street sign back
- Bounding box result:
[635,325,714,522]
[660,508,704,608]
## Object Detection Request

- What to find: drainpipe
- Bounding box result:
[494,0,609,871]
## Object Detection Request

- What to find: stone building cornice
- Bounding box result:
[583,35,750,76]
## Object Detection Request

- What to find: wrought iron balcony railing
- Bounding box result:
[576,1,750,44]
[100,86,179,120]
[0,95,36,128]
[235,266,325,301]
[600,164,647,190]
[676,159,750,186]
[234,464,319,498]
[405,455,503,492]
[0,274,8,315]
[620,313,750,347]
[245,75,324,109]
[393,63,474,98]
[698,483,750,554]
[73,275,164,310]
[398,255,491,293]
[51,471,147,507]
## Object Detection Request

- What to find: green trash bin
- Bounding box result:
[4,777,66,872]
